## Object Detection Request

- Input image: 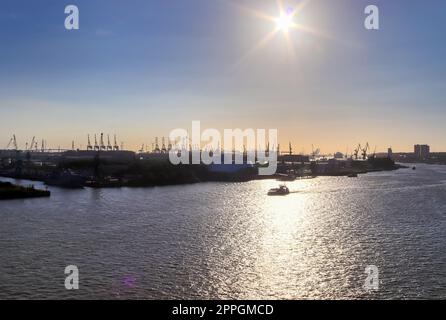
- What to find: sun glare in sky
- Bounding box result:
[234,0,324,65]
[275,11,294,32]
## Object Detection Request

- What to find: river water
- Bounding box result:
[0,164,445,299]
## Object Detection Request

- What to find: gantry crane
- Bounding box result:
[5,137,13,150]
[107,134,113,151]
[162,137,167,153]
[94,134,99,151]
[155,137,160,153]
[87,134,93,151]
[29,137,36,151]
[361,142,370,160]
[354,143,361,160]
[100,133,106,151]
[113,134,119,151]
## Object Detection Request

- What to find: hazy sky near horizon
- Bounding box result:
[1,0,445,152]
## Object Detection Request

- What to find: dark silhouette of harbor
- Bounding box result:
[0,145,403,189]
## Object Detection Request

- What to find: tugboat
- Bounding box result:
[268,184,290,196]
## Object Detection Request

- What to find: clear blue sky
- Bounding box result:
[1,0,445,152]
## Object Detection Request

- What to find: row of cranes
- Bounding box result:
[140,137,172,153]
[5,135,49,152]
[353,142,376,160]
[4,135,378,159]
[86,134,121,151]
[140,138,296,155]
[4,134,123,152]
[310,143,376,160]
[138,140,377,159]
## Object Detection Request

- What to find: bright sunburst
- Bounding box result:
[234,0,332,65]
[275,11,294,32]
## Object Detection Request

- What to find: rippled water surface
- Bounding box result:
[1,164,445,299]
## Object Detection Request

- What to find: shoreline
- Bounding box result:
[0,181,50,200]
[0,163,405,190]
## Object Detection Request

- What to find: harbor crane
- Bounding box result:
[155,137,161,153]
[113,135,119,151]
[94,134,100,151]
[354,143,361,160]
[361,142,370,160]
[100,133,106,151]
[371,145,377,159]
[162,137,167,153]
[107,135,113,151]
[5,137,13,150]
[311,144,321,160]
[28,137,36,151]
[87,135,93,151]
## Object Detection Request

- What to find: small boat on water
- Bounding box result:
[412,166,416,170]
[268,185,290,196]
[347,173,358,178]
[85,176,122,188]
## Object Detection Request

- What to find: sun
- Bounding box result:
[275,12,294,32]
[234,0,334,65]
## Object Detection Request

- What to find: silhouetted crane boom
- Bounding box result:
[113,134,119,151]
[5,138,13,149]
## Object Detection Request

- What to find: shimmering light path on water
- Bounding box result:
[0,164,445,299]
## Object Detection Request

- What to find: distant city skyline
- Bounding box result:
[1,0,446,153]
